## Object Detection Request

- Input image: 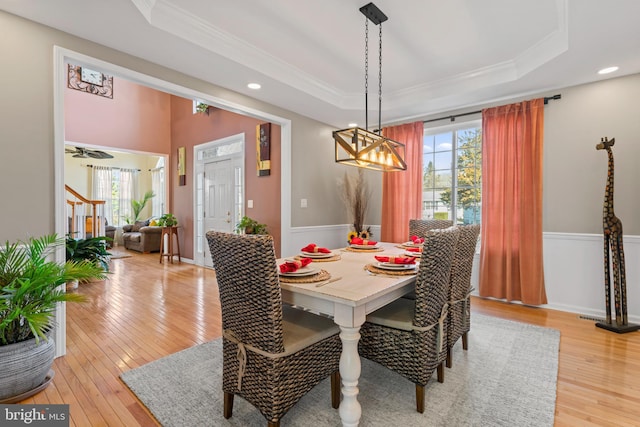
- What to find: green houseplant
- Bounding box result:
[235,216,268,235]
[157,213,178,227]
[65,235,112,272]
[130,190,155,223]
[196,102,210,115]
[0,234,106,401]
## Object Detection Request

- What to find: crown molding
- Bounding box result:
[129,0,568,113]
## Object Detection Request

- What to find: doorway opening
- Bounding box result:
[53,46,292,357]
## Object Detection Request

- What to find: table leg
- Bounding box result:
[338,325,362,427]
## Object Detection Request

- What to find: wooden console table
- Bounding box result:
[159,226,181,264]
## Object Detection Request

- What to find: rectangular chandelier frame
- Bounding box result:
[334,127,406,172]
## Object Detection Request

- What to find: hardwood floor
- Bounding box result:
[20,249,640,426]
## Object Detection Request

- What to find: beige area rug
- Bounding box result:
[121,314,559,426]
[108,247,133,260]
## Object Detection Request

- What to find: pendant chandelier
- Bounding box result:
[333,2,406,172]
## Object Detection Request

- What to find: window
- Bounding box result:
[151,158,165,217]
[422,121,482,225]
[93,167,138,226]
[112,168,136,226]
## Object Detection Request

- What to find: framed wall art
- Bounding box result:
[67,64,113,99]
[177,147,186,186]
[257,122,271,176]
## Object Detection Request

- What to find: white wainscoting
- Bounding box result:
[288,226,640,323]
[538,232,639,323]
[288,224,382,258]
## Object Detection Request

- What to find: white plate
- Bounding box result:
[279,266,319,277]
[350,244,380,249]
[300,251,334,258]
[402,241,423,248]
[404,251,421,257]
[375,262,417,271]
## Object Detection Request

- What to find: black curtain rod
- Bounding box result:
[422,94,561,124]
[85,164,141,172]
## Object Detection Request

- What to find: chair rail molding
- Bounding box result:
[290,226,640,323]
[469,231,640,323]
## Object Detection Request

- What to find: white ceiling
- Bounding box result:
[3,0,640,127]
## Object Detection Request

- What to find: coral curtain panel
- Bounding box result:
[381,122,424,243]
[479,99,547,305]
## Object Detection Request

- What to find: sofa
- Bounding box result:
[122,221,162,253]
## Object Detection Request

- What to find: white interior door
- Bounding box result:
[194,134,245,267]
[201,160,234,267]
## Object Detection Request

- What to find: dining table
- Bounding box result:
[279,241,420,427]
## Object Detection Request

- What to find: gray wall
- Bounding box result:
[543,74,640,235]
[0,10,370,243]
[1,9,638,243]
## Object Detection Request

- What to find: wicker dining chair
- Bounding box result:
[206,231,342,427]
[408,219,454,239]
[358,227,460,413]
[446,224,481,369]
[403,218,455,301]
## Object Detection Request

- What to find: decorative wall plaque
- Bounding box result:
[67,64,113,99]
[178,147,186,186]
[257,122,271,176]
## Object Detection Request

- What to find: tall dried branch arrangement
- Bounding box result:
[339,169,371,233]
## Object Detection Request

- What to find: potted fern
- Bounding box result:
[0,234,106,401]
[130,190,155,223]
[65,235,112,289]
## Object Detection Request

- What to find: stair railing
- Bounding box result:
[65,185,106,239]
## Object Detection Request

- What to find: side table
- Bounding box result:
[159,226,181,264]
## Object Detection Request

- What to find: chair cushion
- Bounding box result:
[281,305,339,356]
[366,298,415,331]
[128,233,141,242]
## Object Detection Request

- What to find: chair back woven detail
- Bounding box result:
[447,224,481,349]
[413,227,460,328]
[409,219,454,239]
[206,231,285,354]
[359,227,460,390]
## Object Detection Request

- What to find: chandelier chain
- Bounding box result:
[364,17,369,130]
[378,23,383,134]
[378,24,382,104]
[364,18,369,102]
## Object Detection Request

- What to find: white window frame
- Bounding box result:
[422,119,482,225]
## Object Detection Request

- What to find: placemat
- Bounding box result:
[397,244,423,250]
[344,246,384,253]
[294,254,341,262]
[279,269,331,283]
[364,263,418,276]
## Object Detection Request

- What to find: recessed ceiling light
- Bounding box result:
[247,83,261,90]
[348,123,358,128]
[598,66,619,75]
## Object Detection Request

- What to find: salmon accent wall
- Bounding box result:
[65,75,281,259]
[170,96,281,258]
[65,76,172,153]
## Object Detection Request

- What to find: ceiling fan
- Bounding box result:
[65,146,114,159]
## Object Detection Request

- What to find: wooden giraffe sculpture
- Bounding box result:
[595,137,638,333]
